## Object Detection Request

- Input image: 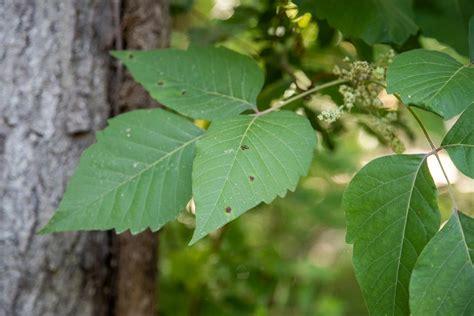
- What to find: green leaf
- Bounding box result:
[296,0,418,45]
[410,212,474,315]
[470,15,474,62]
[111,47,264,120]
[387,49,474,119]
[343,154,440,315]
[442,103,474,178]
[414,0,474,56]
[190,111,316,244]
[40,109,203,234]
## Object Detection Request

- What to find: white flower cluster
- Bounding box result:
[317,106,344,123]
[324,50,396,120]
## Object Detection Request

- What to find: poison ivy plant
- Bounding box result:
[111,47,264,120]
[296,0,418,45]
[40,109,203,234]
[343,155,440,315]
[41,23,474,314]
[191,111,316,244]
[410,212,474,315]
[387,49,474,119]
[441,103,474,178]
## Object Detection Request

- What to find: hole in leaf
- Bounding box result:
[225,207,232,213]
[240,145,249,151]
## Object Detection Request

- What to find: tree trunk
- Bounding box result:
[112,1,170,315]
[0,1,114,315]
[0,0,171,315]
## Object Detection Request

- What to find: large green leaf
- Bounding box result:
[40,109,203,234]
[442,103,474,178]
[414,0,474,56]
[190,111,316,244]
[410,212,474,315]
[343,154,440,315]
[112,47,264,120]
[296,0,418,45]
[387,49,474,119]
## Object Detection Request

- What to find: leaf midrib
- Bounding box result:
[133,59,257,110]
[391,156,426,315]
[195,116,258,237]
[62,134,202,214]
[427,64,468,103]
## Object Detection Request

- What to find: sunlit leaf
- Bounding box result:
[343,154,440,315]
[190,111,316,244]
[387,49,474,119]
[442,103,474,178]
[112,47,264,120]
[41,109,203,234]
[410,212,474,315]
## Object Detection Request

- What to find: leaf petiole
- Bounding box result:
[405,103,459,212]
[255,79,349,116]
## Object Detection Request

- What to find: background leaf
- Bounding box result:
[414,0,474,56]
[190,111,316,244]
[112,47,264,120]
[41,109,203,234]
[410,212,474,315]
[442,103,474,178]
[296,0,418,45]
[470,15,474,62]
[387,49,474,119]
[343,154,440,315]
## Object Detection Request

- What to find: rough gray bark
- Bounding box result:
[0,1,114,315]
[112,1,170,315]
